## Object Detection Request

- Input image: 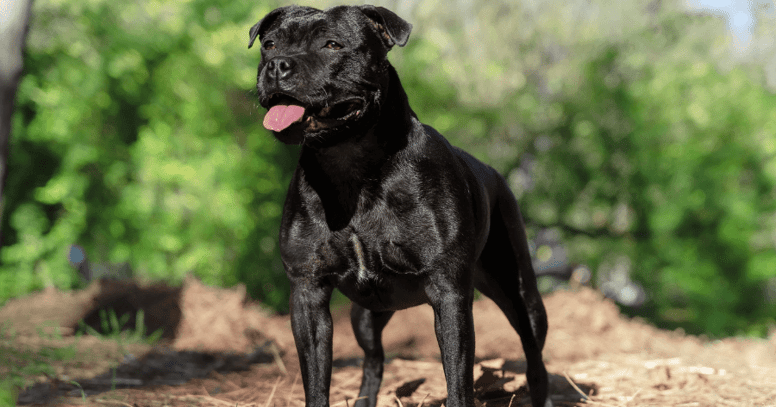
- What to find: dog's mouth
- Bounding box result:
[263,94,365,133]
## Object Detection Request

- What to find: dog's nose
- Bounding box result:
[266,57,294,81]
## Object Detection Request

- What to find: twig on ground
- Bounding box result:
[419,393,430,407]
[332,396,367,407]
[264,376,282,407]
[286,372,300,406]
[94,399,134,407]
[563,371,589,401]
[268,342,287,375]
[176,396,244,406]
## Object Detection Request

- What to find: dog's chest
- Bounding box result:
[284,199,441,276]
[333,230,432,309]
[281,217,434,309]
[345,231,421,279]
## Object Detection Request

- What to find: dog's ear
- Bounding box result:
[249,6,289,49]
[357,5,412,48]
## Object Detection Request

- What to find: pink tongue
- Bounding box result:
[263,105,305,132]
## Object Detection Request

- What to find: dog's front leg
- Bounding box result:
[290,280,334,407]
[427,281,476,407]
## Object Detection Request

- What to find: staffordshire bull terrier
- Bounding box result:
[249,5,551,407]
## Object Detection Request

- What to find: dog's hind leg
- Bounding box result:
[474,180,551,407]
[350,304,394,407]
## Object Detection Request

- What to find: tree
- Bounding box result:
[5,0,776,337]
[0,0,33,248]
[380,0,776,337]
[1,0,295,310]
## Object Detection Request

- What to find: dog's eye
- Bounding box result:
[263,40,276,50]
[324,40,342,50]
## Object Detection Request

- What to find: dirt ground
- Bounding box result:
[1,277,775,407]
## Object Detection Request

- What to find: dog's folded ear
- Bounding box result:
[249,5,305,49]
[357,5,412,48]
[248,8,281,49]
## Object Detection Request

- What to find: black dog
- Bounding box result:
[249,5,551,407]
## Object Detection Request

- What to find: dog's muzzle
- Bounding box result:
[262,93,366,133]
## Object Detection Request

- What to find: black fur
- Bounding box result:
[250,5,551,407]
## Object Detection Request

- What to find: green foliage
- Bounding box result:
[3,0,776,338]
[520,43,776,337]
[0,383,15,407]
[2,0,294,310]
[405,0,776,337]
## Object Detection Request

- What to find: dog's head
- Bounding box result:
[249,5,412,145]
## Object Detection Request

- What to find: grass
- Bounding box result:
[0,323,78,406]
[68,380,87,403]
[0,308,162,406]
[0,382,17,407]
[76,308,163,346]
[0,323,75,386]
[74,308,164,395]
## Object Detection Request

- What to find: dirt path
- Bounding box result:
[1,278,775,406]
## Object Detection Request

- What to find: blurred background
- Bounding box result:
[1,0,775,339]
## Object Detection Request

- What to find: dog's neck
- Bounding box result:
[298,65,415,231]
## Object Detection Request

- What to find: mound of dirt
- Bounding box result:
[2,277,775,406]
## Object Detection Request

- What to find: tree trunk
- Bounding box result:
[0,0,33,247]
